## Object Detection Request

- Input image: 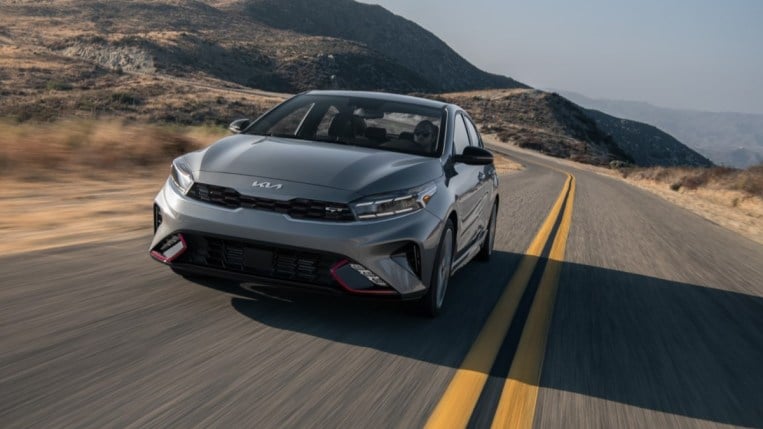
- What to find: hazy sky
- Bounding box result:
[359,0,763,114]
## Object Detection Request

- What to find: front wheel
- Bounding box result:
[477,201,498,261]
[416,220,455,317]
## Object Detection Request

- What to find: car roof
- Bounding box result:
[304,90,449,110]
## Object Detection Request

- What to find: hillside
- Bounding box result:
[584,109,713,167]
[0,0,710,168]
[440,90,632,165]
[559,91,763,168]
[438,90,699,167]
[440,90,713,167]
[0,41,284,124]
[0,0,525,94]
[224,0,527,92]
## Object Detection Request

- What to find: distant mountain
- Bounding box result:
[0,0,526,94]
[441,90,712,167]
[557,91,763,168]
[583,109,713,167]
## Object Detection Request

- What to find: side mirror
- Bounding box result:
[454,146,494,165]
[228,118,251,134]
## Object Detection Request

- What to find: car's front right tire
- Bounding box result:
[416,219,454,317]
[477,201,498,261]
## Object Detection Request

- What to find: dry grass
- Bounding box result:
[614,164,763,243]
[618,165,763,199]
[0,173,165,256]
[0,118,229,255]
[620,175,763,244]
[493,153,523,174]
[0,119,227,178]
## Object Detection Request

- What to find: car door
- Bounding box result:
[449,113,484,255]
[463,115,494,233]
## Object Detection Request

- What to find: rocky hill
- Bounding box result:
[0,0,525,93]
[440,90,631,166]
[441,90,713,167]
[583,109,714,167]
[224,0,527,92]
[558,91,763,168]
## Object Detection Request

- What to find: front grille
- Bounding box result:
[187,183,355,222]
[177,233,341,287]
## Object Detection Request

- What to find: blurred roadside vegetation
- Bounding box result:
[0,119,227,179]
[614,164,763,199]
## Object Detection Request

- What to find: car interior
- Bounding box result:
[323,108,440,155]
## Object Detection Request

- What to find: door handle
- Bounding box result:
[478,172,486,182]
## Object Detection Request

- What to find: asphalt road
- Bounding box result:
[1,146,761,428]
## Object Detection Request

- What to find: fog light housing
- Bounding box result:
[349,263,388,286]
[150,233,187,263]
[330,260,396,295]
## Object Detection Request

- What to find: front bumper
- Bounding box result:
[149,179,445,298]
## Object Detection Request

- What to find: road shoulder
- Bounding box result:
[485,136,763,245]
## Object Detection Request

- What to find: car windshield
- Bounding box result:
[248,94,445,156]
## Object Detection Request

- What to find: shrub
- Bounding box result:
[46,81,73,91]
[619,164,763,199]
[680,173,708,190]
[110,92,142,105]
[734,165,763,197]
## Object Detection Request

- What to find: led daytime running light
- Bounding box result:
[171,159,194,194]
[352,183,436,220]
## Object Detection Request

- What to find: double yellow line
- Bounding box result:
[425,172,576,429]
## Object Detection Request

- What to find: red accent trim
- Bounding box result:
[150,234,188,264]
[329,259,398,296]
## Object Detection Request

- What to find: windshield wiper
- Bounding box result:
[265,132,300,138]
[312,136,352,145]
[269,133,352,145]
[259,132,356,147]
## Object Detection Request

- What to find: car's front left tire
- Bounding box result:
[415,219,454,317]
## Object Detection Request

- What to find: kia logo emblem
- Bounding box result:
[252,181,283,190]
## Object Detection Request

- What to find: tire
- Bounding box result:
[477,201,498,261]
[416,220,455,317]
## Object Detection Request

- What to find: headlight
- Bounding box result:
[352,182,437,220]
[170,159,194,194]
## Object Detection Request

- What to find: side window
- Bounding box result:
[453,114,470,155]
[464,117,482,148]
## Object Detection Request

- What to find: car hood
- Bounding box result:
[197,135,443,195]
